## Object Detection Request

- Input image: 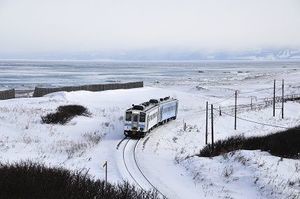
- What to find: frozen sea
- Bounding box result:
[0,60,299,94]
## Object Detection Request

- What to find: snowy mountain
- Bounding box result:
[1,48,300,61]
[230,49,300,60]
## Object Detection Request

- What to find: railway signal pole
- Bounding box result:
[282,79,284,119]
[234,90,237,130]
[205,101,208,145]
[211,104,214,152]
[103,161,108,187]
[273,80,276,117]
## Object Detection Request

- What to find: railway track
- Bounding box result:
[122,138,167,199]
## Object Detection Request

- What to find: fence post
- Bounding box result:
[103,161,107,188]
[273,80,276,117]
[205,101,208,145]
[234,90,237,130]
[211,104,214,153]
[282,79,284,119]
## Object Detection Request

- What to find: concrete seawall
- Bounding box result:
[0,89,15,100]
[33,81,144,97]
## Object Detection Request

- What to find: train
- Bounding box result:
[124,97,178,138]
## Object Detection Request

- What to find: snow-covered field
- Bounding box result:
[0,63,300,199]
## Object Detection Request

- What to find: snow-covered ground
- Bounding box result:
[0,65,300,198]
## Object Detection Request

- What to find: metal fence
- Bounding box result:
[0,89,15,100]
[264,94,300,105]
[33,81,144,97]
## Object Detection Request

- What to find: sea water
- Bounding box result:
[0,60,299,92]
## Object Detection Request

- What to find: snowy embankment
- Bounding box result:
[140,99,300,198]
[0,86,299,199]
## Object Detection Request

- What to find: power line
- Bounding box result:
[239,87,273,95]
[214,107,289,129]
[212,94,235,105]
[212,87,278,106]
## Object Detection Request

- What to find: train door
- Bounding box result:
[131,113,139,131]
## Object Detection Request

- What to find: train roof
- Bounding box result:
[126,97,177,112]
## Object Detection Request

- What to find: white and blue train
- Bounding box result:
[124,97,178,138]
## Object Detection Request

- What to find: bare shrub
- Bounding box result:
[199,126,300,159]
[234,153,249,166]
[22,135,40,145]
[172,137,178,143]
[66,142,89,159]
[223,166,233,178]
[295,163,300,173]
[0,161,161,199]
[53,140,89,159]
[83,131,102,145]
[41,105,91,125]
[222,153,229,160]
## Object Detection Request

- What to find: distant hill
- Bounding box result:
[1,48,300,61]
[220,49,300,60]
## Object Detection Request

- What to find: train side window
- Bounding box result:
[140,112,146,122]
[125,112,132,121]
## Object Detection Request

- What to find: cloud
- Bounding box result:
[0,0,300,54]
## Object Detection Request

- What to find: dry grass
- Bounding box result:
[199,126,300,159]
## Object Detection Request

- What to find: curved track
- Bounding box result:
[122,138,167,198]
[122,139,144,190]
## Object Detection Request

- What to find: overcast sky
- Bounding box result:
[0,0,300,54]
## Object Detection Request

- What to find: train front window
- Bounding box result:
[133,114,138,122]
[125,112,132,121]
[140,112,146,122]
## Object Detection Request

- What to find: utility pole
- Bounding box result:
[234,90,237,130]
[273,80,276,117]
[219,106,222,116]
[250,97,253,110]
[103,161,108,187]
[205,101,208,145]
[211,104,214,152]
[282,79,284,119]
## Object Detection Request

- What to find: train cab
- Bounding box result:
[124,106,147,137]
